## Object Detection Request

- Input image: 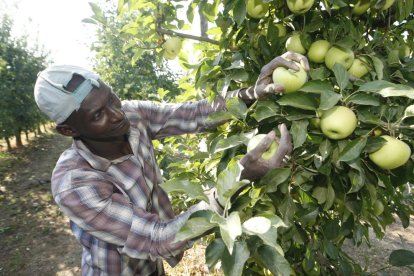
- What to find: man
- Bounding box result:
[33,51,308,275]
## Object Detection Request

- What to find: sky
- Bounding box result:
[3,0,97,69]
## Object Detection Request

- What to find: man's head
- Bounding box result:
[34,65,130,140]
[34,65,100,124]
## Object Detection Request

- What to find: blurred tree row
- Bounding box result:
[0,15,49,151]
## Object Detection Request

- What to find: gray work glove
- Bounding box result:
[233,51,310,101]
[240,124,292,181]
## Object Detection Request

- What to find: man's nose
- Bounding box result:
[109,106,124,121]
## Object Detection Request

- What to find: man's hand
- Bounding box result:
[232,51,310,102]
[240,124,292,181]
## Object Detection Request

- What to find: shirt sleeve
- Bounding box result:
[122,97,227,140]
[54,171,207,262]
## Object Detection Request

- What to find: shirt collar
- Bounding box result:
[72,139,132,171]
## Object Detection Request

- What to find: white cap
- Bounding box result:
[34,64,100,124]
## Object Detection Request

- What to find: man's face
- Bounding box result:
[69,82,130,141]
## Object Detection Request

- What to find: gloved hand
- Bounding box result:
[230,51,310,101]
[240,124,292,181]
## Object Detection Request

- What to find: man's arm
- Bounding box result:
[54,172,207,262]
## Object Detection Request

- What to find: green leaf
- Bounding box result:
[206,110,233,123]
[226,97,247,119]
[231,70,249,82]
[389,249,414,267]
[252,100,280,122]
[260,168,291,192]
[323,239,339,260]
[300,80,335,93]
[256,245,292,276]
[161,177,208,201]
[221,240,250,276]
[319,90,342,110]
[278,93,318,110]
[213,211,242,254]
[312,186,327,204]
[233,0,246,26]
[214,134,248,153]
[174,210,217,242]
[291,120,309,149]
[358,81,414,99]
[324,183,335,210]
[243,213,287,249]
[216,159,248,205]
[404,105,414,118]
[338,137,367,162]
[347,93,380,106]
[369,55,384,80]
[243,216,271,234]
[332,63,349,91]
[206,238,226,271]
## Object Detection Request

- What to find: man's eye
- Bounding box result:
[94,111,103,120]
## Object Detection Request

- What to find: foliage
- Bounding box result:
[90,0,414,274]
[86,3,182,101]
[0,15,49,143]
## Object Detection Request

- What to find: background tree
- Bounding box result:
[0,15,49,150]
[89,0,414,274]
[86,3,182,101]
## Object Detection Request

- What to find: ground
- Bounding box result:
[0,130,412,276]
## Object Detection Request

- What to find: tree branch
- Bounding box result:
[156,27,220,45]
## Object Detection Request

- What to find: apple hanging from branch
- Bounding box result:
[307,40,331,63]
[348,57,370,78]
[285,32,306,54]
[286,0,315,14]
[162,37,182,60]
[272,62,308,93]
[325,46,355,70]
[369,136,411,169]
[247,0,270,19]
[320,106,357,139]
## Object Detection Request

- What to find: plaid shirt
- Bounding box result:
[51,99,225,276]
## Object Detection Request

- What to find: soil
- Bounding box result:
[0,130,413,276]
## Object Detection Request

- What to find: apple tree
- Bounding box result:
[90,0,414,274]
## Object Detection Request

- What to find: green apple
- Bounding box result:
[275,23,287,37]
[286,32,306,54]
[162,37,182,59]
[373,200,384,216]
[325,46,355,70]
[247,0,269,19]
[163,51,178,60]
[369,135,411,169]
[352,0,371,15]
[286,0,315,14]
[247,134,279,160]
[320,106,357,139]
[381,0,396,10]
[272,62,308,93]
[307,40,331,63]
[348,57,370,78]
[398,44,411,59]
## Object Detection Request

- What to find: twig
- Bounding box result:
[156,27,220,45]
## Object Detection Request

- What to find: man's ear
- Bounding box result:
[56,124,80,137]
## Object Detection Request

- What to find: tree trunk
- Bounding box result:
[37,125,42,135]
[43,123,47,133]
[25,130,29,142]
[15,131,23,148]
[5,137,12,151]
